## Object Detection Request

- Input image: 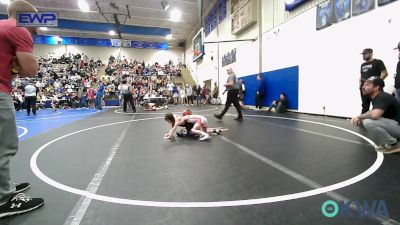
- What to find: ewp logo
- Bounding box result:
[321,200,390,219]
[17,12,58,27]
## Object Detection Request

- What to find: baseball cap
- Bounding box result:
[361,48,373,54]
[365,76,385,89]
[394,42,400,50]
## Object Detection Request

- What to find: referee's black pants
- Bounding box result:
[25,96,37,116]
[123,93,136,112]
[219,89,243,118]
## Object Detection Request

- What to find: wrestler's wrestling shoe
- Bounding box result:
[199,133,211,141]
[176,130,185,137]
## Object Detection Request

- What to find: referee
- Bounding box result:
[214,68,243,121]
[119,79,136,113]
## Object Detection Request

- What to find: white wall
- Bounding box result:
[185,0,400,117]
[34,44,66,59]
[185,0,260,102]
[262,1,400,117]
[34,44,184,65]
[121,48,184,65]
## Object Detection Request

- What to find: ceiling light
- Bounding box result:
[161,0,170,11]
[170,9,182,22]
[0,0,10,5]
[166,34,172,40]
[39,27,48,31]
[78,0,90,12]
[109,30,116,36]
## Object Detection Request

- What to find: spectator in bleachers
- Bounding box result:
[195,84,202,106]
[38,92,48,109]
[172,85,179,105]
[179,87,186,104]
[77,85,87,108]
[13,91,23,111]
[186,84,194,106]
[212,82,219,105]
[95,81,104,110]
[51,93,59,112]
[202,84,210,105]
[87,87,95,108]
[11,51,184,111]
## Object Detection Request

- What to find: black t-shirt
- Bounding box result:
[395,61,400,89]
[279,99,288,112]
[372,92,400,123]
[360,59,386,81]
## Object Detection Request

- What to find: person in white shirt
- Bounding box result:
[167,81,173,92]
[38,92,47,109]
[54,79,61,90]
[51,93,59,112]
[185,84,193,106]
[179,87,186,104]
[35,80,43,91]
[24,83,37,116]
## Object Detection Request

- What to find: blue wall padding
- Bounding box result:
[240,66,299,110]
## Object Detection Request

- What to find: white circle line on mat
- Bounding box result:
[30,115,383,208]
[17,126,28,138]
[114,107,218,115]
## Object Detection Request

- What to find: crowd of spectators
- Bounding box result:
[12,53,103,111]
[11,52,217,112]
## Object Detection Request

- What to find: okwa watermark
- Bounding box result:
[321,200,390,219]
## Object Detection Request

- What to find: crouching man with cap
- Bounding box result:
[351,77,400,154]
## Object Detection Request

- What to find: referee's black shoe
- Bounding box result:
[214,114,222,120]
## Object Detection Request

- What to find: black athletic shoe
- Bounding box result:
[214,114,222,120]
[0,193,44,219]
[15,183,30,194]
[234,117,243,122]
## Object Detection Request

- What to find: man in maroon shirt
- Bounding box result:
[0,0,44,218]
